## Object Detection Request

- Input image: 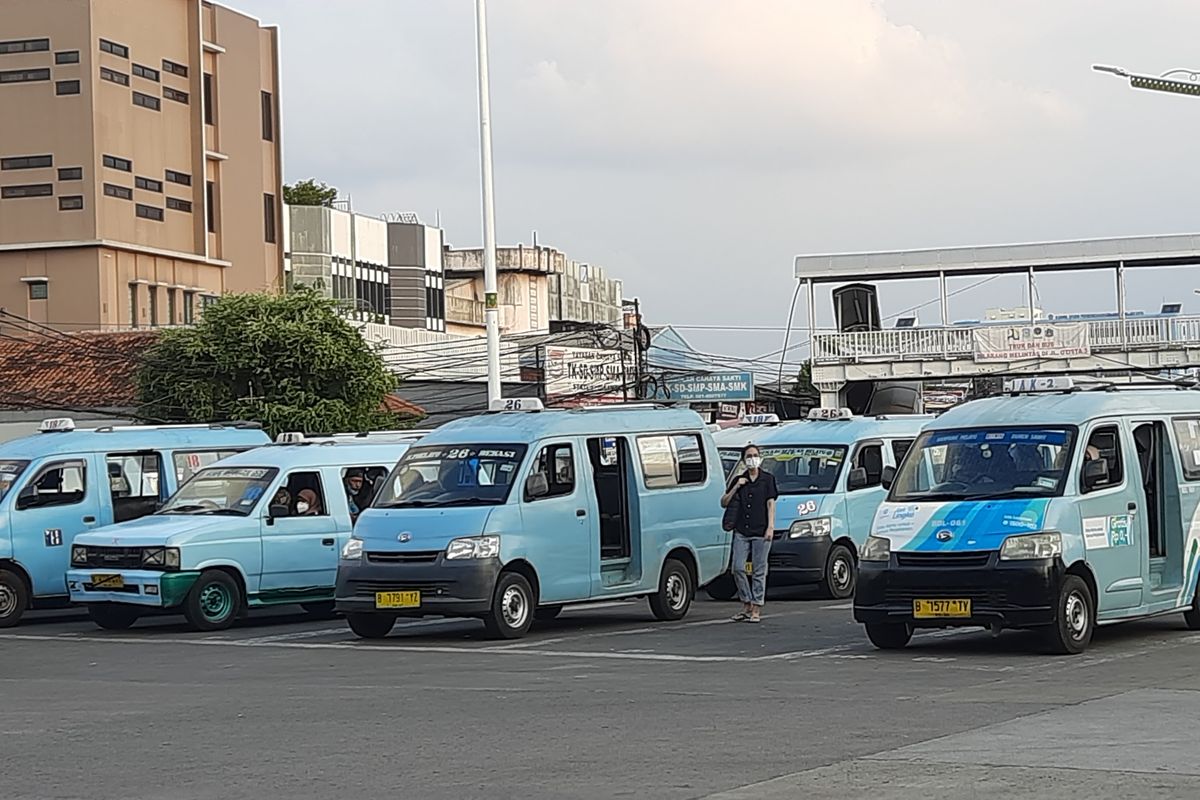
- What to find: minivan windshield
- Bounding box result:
[0,460,30,503]
[159,467,279,516]
[376,444,527,508]
[890,427,1075,502]
[756,445,848,494]
[719,449,743,479]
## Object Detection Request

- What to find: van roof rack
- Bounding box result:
[90,421,263,433]
[576,402,670,411]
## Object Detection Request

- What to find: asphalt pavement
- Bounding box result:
[3,591,1200,800]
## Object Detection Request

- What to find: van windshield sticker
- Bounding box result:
[761,447,844,462]
[201,468,270,480]
[928,429,1069,446]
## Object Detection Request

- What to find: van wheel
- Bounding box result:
[1043,575,1093,655]
[534,605,562,622]
[865,622,912,649]
[1185,585,1200,630]
[347,613,396,639]
[301,601,338,619]
[182,570,241,632]
[705,573,738,601]
[88,603,140,631]
[483,572,535,639]
[650,558,694,621]
[819,544,856,600]
[0,569,29,628]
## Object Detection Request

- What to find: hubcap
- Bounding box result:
[665,572,687,610]
[833,556,852,591]
[199,583,232,621]
[501,585,528,629]
[1065,591,1088,640]
[0,584,15,617]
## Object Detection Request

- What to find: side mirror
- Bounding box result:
[525,473,550,500]
[268,503,291,519]
[880,465,896,490]
[1082,458,1109,490]
[15,485,38,510]
[847,467,870,491]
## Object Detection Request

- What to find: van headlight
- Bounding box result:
[446,535,501,560]
[141,547,180,570]
[1000,531,1062,561]
[341,537,364,562]
[71,545,88,567]
[788,517,832,539]
[861,535,891,562]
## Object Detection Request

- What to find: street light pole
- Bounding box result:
[475,0,502,404]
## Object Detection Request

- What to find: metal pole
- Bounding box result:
[939,270,949,359]
[1027,268,1036,322]
[806,278,816,358]
[475,0,501,404]
[1117,261,1127,348]
[778,279,803,389]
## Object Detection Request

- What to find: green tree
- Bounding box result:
[794,362,818,399]
[283,178,338,207]
[136,289,404,437]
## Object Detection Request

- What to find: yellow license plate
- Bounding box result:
[745,561,753,574]
[375,590,420,609]
[91,574,124,589]
[913,599,971,618]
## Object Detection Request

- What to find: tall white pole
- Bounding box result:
[475,0,501,404]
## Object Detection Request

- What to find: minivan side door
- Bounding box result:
[845,439,887,543]
[12,455,102,598]
[1077,420,1143,613]
[259,469,344,593]
[520,439,593,603]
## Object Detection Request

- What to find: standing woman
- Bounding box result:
[720,444,778,623]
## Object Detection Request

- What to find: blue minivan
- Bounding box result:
[336,399,727,639]
[67,432,420,631]
[0,418,269,626]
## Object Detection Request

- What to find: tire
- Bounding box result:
[865,622,912,650]
[704,573,738,601]
[1043,575,1094,655]
[88,603,140,631]
[1185,584,1200,631]
[182,570,242,632]
[301,600,338,619]
[819,544,856,600]
[346,612,396,639]
[534,605,562,622]
[0,568,29,629]
[649,558,694,622]
[483,571,535,640]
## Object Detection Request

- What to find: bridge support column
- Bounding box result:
[814,381,843,409]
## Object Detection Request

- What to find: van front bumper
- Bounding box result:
[66,569,199,608]
[335,556,500,617]
[765,534,830,586]
[853,553,1064,629]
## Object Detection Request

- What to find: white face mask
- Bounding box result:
[296,502,310,514]
[745,456,763,470]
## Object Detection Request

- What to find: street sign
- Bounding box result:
[657,372,755,402]
[543,346,627,405]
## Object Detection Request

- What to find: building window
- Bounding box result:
[167,289,177,324]
[163,86,188,105]
[136,203,164,221]
[27,281,48,300]
[202,72,213,125]
[132,63,159,82]
[0,38,50,54]
[58,195,83,211]
[1,184,53,199]
[102,154,132,172]
[165,169,191,186]
[103,183,132,200]
[135,176,162,193]
[0,68,51,84]
[100,67,129,86]
[162,59,188,78]
[183,291,195,324]
[263,193,276,243]
[166,197,192,213]
[148,286,158,326]
[129,284,139,327]
[58,167,82,181]
[99,39,129,59]
[206,180,215,232]
[261,90,273,141]
[55,51,80,65]
[55,80,80,96]
[2,155,52,170]
[132,90,160,111]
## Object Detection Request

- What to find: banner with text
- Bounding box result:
[972,323,1090,363]
[655,372,755,402]
[543,346,628,405]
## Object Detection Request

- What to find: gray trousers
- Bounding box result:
[731,533,770,606]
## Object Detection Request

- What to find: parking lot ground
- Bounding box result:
[4,595,1200,799]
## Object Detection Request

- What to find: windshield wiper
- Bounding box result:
[159,504,210,514]
[425,497,500,507]
[379,499,436,508]
[192,508,246,516]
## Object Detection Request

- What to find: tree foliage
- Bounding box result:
[283,178,338,207]
[794,362,818,398]
[136,289,403,437]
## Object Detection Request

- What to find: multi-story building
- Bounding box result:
[0,0,283,331]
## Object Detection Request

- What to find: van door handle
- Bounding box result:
[83,516,96,524]
[1127,502,1137,512]
[321,538,335,546]
[576,509,587,517]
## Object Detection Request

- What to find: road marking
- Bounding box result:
[821,602,853,610]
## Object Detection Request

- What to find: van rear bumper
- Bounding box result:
[65,569,199,608]
[334,558,500,617]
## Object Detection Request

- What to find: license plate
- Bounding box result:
[375,590,420,609]
[91,573,124,589]
[745,561,753,574]
[913,599,971,618]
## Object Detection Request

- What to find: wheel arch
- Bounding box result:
[1067,560,1099,615]
[501,558,540,605]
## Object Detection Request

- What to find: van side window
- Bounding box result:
[851,443,883,489]
[527,444,575,500]
[891,439,913,465]
[173,449,245,484]
[106,452,164,523]
[1080,426,1123,493]
[280,472,328,517]
[1171,418,1200,481]
[636,434,707,489]
[341,465,389,515]
[19,460,87,509]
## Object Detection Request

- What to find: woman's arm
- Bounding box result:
[720,477,746,508]
[765,498,777,540]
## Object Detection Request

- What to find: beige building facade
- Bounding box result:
[0,0,283,330]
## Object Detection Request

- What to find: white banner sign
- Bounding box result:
[972,323,1090,363]
[543,346,627,404]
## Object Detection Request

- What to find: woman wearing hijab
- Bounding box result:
[296,488,321,516]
